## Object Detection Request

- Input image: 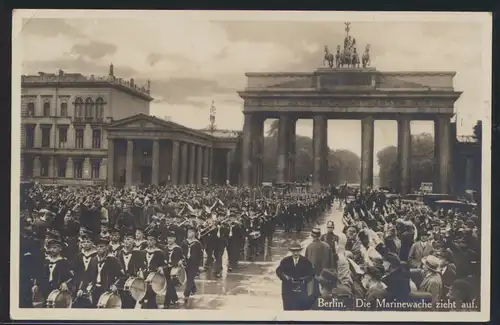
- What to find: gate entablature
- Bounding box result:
[238,68,461,118]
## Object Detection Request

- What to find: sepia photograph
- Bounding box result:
[10,10,491,322]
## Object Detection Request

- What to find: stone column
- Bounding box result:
[152,139,160,185]
[83,157,90,179]
[241,113,254,186]
[253,116,264,186]
[202,147,210,179]
[196,146,203,184]
[209,148,214,183]
[397,118,412,195]
[66,158,73,178]
[180,142,189,184]
[360,116,374,190]
[434,117,451,194]
[312,115,327,190]
[289,117,297,182]
[107,139,115,186]
[277,114,291,183]
[188,144,196,184]
[465,156,474,190]
[125,139,134,187]
[226,150,233,185]
[171,140,180,185]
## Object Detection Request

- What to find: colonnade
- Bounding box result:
[107,138,234,187]
[241,113,452,194]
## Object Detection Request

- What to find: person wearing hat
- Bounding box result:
[72,229,97,306]
[306,227,335,275]
[116,229,147,309]
[134,227,147,251]
[36,238,73,306]
[79,235,123,308]
[161,230,183,308]
[276,240,315,310]
[180,224,204,304]
[108,227,122,257]
[408,229,434,269]
[362,263,388,310]
[312,269,353,310]
[382,252,411,304]
[447,278,476,311]
[414,255,444,309]
[320,221,340,263]
[140,227,166,309]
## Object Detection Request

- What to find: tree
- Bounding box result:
[473,120,482,142]
[376,133,434,190]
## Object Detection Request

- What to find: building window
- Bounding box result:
[43,101,51,117]
[74,97,83,117]
[75,129,84,148]
[74,160,83,179]
[59,128,68,148]
[24,157,34,177]
[57,159,67,177]
[27,102,35,117]
[60,102,68,117]
[92,129,101,149]
[91,160,100,179]
[85,98,94,118]
[40,157,49,177]
[41,127,51,148]
[25,126,34,148]
[95,97,104,119]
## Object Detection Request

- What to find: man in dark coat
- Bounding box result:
[276,240,315,310]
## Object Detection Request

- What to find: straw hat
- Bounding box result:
[289,241,303,251]
[422,255,442,273]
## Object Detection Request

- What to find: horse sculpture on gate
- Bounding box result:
[325,22,371,69]
[324,45,334,68]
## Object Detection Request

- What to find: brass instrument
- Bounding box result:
[198,216,230,238]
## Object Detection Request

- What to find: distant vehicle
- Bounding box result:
[434,199,477,213]
[422,193,456,206]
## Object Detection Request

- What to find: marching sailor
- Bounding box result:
[116,230,147,309]
[142,228,165,309]
[36,237,74,307]
[162,230,184,308]
[108,227,123,257]
[78,235,123,308]
[181,224,203,304]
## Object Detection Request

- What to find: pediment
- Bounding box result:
[108,114,172,130]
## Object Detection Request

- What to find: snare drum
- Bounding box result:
[124,277,147,301]
[170,267,187,286]
[249,231,261,240]
[96,291,122,309]
[47,290,73,308]
[145,272,167,294]
[46,289,72,308]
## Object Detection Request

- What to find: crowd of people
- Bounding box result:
[19,182,334,309]
[276,187,481,312]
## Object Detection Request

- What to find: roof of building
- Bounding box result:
[21,68,153,101]
[108,113,240,141]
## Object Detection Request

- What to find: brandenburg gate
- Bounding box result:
[238,68,461,194]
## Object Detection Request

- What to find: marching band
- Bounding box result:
[20,182,334,309]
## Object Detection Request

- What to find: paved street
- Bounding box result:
[166,202,344,310]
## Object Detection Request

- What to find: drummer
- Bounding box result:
[162,230,183,308]
[78,235,122,308]
[181,224,204,304]
[134,227,147,251]
[116,230,147,309]
[109,227,122,257]
[37,238,73,307]
[141,228,165,309]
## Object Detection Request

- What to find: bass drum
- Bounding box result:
[170,267,187,286]
[96,291,122,309]
[124,277,147,301]
[46,289,72,308]
[145,272,167,294]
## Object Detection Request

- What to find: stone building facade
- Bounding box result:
[20,66,153,186]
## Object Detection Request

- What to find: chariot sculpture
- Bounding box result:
[323,22,371,68]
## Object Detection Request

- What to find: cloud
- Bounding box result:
[143,77,235,108]
[20,18,85,39]
[71,41,117,60]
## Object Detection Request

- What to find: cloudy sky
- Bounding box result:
[15,11,490,170]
